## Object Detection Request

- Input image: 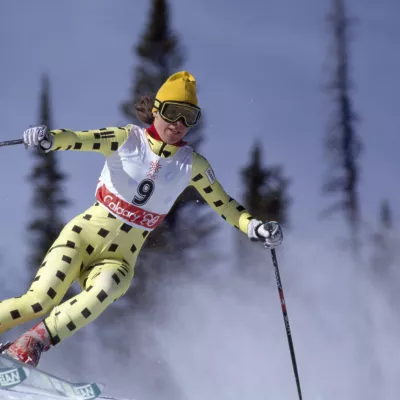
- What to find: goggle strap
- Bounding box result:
[154,99,161,110]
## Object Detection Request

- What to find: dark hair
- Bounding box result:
[136,95,155,125]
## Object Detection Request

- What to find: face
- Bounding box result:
[153,112,190,144]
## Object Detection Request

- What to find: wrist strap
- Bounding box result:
[254,223,264,240]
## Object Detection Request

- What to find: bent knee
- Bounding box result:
[85,266,133,301]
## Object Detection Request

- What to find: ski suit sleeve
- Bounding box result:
[49,125,131,157]
[190,152,253,235]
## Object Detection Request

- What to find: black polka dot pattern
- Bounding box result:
[1,200,145,347]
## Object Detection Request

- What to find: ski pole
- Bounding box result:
[0,139,23,147]
[270,248,303,400]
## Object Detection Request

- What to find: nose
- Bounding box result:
[175,118,186,128]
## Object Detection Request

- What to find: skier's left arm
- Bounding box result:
[190,152,283,248]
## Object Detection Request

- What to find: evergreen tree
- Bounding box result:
[121,0,182,124]
[241,142,290,225]
[27,75,69,275]
[120,0,216,307]
[323,5,382,390]
[322,0,362,258]
[236,141,290,272]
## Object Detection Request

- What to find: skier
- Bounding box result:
[0,71,283,367]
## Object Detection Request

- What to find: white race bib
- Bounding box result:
[96,125,193,230]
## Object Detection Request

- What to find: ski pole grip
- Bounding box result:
[264,221,278,234]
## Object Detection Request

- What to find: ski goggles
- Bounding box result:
[154,99,201,127]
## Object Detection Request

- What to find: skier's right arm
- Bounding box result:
[23,125,131,157]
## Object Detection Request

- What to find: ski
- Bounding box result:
[0,366,27,388]
[0,354,104,399]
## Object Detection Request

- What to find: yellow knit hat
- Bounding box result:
[153,71,199,112]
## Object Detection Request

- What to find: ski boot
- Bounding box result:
[1,322,52,367]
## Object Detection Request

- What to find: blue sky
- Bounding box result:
[0,0,399,275]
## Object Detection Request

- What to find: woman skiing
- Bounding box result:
[0,71,283,367]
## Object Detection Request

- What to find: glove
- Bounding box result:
[248,219,283,249]
[23,125,53,152]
